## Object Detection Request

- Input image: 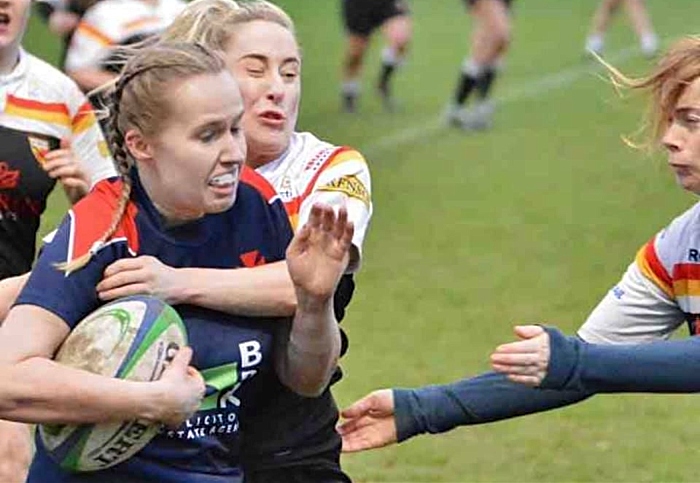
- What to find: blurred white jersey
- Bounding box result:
[65,0,186,72]
[256,131,373,273]
[0,49,115,185]
[579,202,700,344]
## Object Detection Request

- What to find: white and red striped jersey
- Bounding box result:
[0,49,115,185]
[256,131,373,273]
[64,0,185,72]
[578,202,700,344]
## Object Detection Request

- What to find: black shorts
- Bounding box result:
[342,0,410,37]
[465,0,513,7]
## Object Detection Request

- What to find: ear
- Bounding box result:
[123,129,154,163]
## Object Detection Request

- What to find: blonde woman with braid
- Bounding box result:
[0,41,352,482]
[93,3,371,482]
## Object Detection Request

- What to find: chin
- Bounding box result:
[206,196,236,214]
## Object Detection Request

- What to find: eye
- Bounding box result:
[230,125,241,137]
[199,129,217,143]
[246,68,264,76]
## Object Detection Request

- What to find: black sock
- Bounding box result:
[342,92,357,113]
[476,67,498,100]
[379,63,396,94]
[454,72,478,105]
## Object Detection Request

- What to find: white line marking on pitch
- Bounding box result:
[364,46,642,156]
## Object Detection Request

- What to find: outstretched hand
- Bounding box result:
[490,325,551,387]
[337,389,398,453]
[286,203,354,308]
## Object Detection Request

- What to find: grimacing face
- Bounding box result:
[0,0,31,54]
[662,77,700,196]
[132,71,246,222]
[224,19,301,168]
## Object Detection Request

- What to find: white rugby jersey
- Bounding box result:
[64,0,186,72]
[578,201,700,344]
[256,131,373,273]
[0,49,115,185]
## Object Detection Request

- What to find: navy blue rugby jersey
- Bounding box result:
[19,166,293,483]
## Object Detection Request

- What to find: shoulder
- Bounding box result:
[653,201,700,262]
[24,54,89,114]
[240,165,280,204]
[67,178,139,260]
[292,131,368,173]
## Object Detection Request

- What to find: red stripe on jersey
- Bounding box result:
[69,179,139,261]
[240,165,278,203]
[673,263,700,280]
[643,240,672,287]
[7,95,70,115]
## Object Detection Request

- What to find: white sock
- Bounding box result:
[640,32,658,56]
[585,34,604,55]
[341,80,360,95]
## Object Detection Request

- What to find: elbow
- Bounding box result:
[289,362,338,398]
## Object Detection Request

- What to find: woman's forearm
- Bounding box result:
[175,262,296,317]
[276,294,340,397]
[0,357,165,424]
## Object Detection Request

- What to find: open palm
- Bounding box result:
[286,203,354,303]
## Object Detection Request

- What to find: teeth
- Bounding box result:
[209,173,237,186]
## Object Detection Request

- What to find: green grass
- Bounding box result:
[23,1,700,481]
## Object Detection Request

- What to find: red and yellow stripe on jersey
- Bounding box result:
[5,96,98,135]
[636,239,673,297]
[282,146,363,230]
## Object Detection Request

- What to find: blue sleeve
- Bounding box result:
[543,326,700,393]
[15,215,122,327]
[393,371,592,442]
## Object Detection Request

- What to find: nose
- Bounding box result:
[662,122,683,154]
[221,131,246,167]
[265,72,285,104]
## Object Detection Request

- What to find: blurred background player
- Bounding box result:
[584,0,658,58]
[340,0,412,113]
[34,0,100,68]
[64,0,185,92]
[445,0,513,131]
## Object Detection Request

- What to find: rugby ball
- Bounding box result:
[39,295,187,472]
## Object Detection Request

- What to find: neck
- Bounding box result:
[246,147,284,170]
[0,46,20,76]
[138,169,202,225]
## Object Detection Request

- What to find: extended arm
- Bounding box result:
[97,258,296,317]
[274,204,352,397]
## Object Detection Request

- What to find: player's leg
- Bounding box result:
[447,0,511,130]
[377,1,411,112]
[340,0,372,113]
[585,0,622,55]
[0,421,32,483]
[622,0,657,57]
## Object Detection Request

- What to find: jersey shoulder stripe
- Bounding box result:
[636,239,673,298]
[5,94,71,127]
[71,101,98,134]
[240,165,279,204]
[67,178,139,263]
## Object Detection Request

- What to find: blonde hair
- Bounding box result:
[603,36,700,149]
[161,0,296,51]
[60,42,226,272]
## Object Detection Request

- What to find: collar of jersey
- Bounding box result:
[0,48,28,87]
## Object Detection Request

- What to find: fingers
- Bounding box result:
[340,391,381,419]
[514,325,545,340]
[170,345,193,370]
[102,257,146,278]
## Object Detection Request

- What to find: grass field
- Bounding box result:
[23,0,700,481]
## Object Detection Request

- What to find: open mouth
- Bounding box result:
[260,111,284,122]
[208,171,238,187]
[0,13,10,26]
